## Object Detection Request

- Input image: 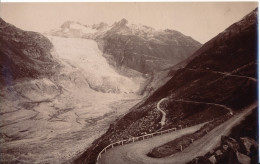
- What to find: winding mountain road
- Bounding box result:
[98,123,206,164]
[185,63,257,84]
[170,99,233,115]
[97,64,257,164]
[157,98,168,127]
[98,102,257,164]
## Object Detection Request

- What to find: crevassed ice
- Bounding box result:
[49,36,139,93]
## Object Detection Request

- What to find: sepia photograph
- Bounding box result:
[0,1,258,164]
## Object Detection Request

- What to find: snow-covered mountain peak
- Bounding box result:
[47,20,112,38]
[60,21,97,34]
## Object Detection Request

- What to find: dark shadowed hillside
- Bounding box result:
[145,8,257,110]
[75,8,258,164]
[0,18,60,86]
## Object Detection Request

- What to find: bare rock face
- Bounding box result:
[0,18,59,86]
[221,136,240,151]
[215,150,223,156]
[208,155,217,164]
[239,137,258,156]
[236,152,251,164]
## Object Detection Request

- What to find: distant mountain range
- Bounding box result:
[48,19,202,74]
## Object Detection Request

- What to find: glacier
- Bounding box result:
[48,36,141,93]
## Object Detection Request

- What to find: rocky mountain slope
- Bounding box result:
[75,8,258,164]
[0,18,60,86]
[97,19,202,73]
[48,19,202,74]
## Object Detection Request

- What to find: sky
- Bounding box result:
[0,2,258,43]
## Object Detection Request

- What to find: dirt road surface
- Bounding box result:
[157,98,168,127]
[98,102,257,164]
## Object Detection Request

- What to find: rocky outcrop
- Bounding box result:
[208,155,217,164]
[239,137,258,156]
[221,136,240,151]
[236,152,251,164]
[190,136,256,164]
